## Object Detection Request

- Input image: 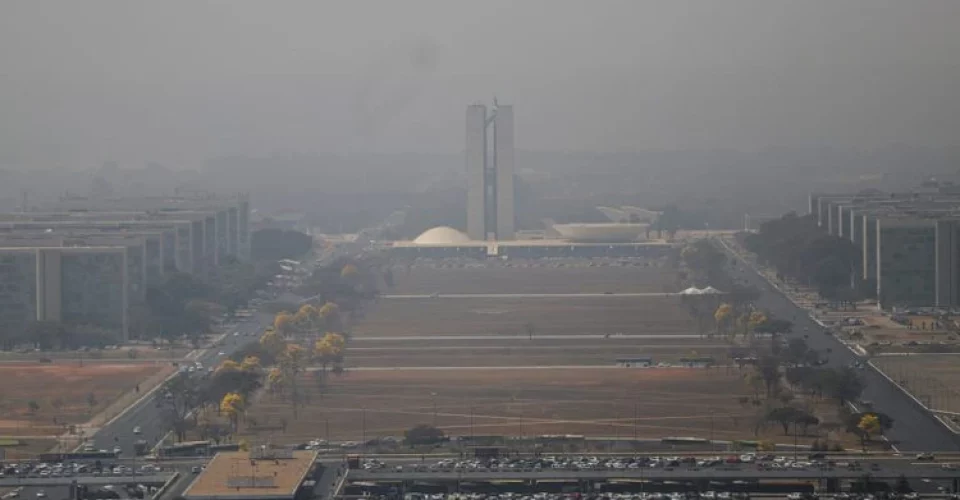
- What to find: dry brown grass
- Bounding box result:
[0,361,170,436]
[241,367,841,447]
[355,296,698,338]
[874,355,960,412]
[392,265,678,295]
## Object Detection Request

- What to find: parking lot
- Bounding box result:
[0,461,166,480]
[358,454,889,474]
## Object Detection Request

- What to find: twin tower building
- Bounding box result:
[465,101,515,241]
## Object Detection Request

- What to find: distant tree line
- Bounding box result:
[250,228,313,261]
[742,213,861,302]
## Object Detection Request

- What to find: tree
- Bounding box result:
[795,412,820,435]
[279,344,307,418]
[714,303,733,335]
[220,392,245,431]
[314,333,345,378]
[847,411,894,437]
[756,355,781,396]
[785,338,813,366]
[260,330,287,358]
[216,359,242,374]
[404,424,445,446]
[754,318,793,335]
[894,474,912,494]
[273,312,294,335]
[27,400,40,415]
[318,302,342,332]
[156,373,200,441]
[340,264,359,280]
[250,228,312,261]
[85,392,98,412]
[267,368,286,395]
[293,305,319,331]
[739,311,767,339]
[240,356,262,373]
[824,367,865,406]
[857,413,881,449]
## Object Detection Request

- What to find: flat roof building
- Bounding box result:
[0,194,252,341]
[182,450,318,500]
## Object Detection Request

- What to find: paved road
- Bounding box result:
[349,344,726,352]
[89,246,345,458]
[89,317,269,457]
[383,293,677,299]
[354,334,705,342]
[718,240,960,452]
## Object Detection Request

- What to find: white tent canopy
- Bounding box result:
[679,286,725,295]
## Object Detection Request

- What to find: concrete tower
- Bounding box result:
[465,101,515,241]
[465,104,488,240]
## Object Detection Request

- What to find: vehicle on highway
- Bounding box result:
[133,426,141,435]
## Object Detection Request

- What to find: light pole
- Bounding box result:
[360,407,366,458]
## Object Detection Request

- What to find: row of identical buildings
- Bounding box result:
[0,195,251,341]
[809,185,960,310]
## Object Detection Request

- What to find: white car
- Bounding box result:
[133,426,141,435]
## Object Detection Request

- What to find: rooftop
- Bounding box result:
[181,450,318,500]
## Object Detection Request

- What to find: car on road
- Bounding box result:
[133,426,141,435]
[35,492,45,498]
[191,466,201,474]
[917,453,936,461]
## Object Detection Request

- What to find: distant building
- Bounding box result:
[182,450,319,500]
[807,188,960,309]
[0,246,130,338]
[0,194,251,340]
[466,101,515,241]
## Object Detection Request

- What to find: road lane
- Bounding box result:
[718,239,960,452]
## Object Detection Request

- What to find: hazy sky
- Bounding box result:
[2,0,959,167]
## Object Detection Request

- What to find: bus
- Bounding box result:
[159,440,211,457]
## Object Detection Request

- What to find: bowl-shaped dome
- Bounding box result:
[413,226,472,245]
[551,223,648,242]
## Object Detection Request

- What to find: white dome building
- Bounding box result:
[413,226,473,245]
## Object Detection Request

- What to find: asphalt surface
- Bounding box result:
[89,316,270,457]
[347,464,960,481]
[89,246,343,458]
[718,240,960,453]
[383,293,677,299]
[0,475,170,487]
